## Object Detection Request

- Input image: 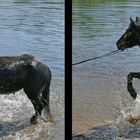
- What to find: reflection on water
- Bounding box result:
[73,0,140,139]
[0,0,64,140]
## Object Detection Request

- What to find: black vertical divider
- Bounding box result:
[65,0,72,139]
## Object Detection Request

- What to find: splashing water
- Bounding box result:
[0,79,64,140]
[131,95,140,116]
[115,94,140,137]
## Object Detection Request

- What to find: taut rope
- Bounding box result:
[72,49,122,66]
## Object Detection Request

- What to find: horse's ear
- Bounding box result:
[130,17,136,27]
[130,17,135,24]
[136,17,140,23]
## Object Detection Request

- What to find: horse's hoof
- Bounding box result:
[30,115,40,125]
[131,93,137,100]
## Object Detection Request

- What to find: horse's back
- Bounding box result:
[0,54,34,66]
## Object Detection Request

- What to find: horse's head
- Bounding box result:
[116,17,140,50]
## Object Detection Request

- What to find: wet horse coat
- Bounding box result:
[0,54,53,124]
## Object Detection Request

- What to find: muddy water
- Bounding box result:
[73,0,140,139]
[0,0,64,140]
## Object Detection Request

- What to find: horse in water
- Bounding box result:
[116,17,140,100]
[0,54,54,124]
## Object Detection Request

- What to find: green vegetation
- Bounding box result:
[73,0,129,7]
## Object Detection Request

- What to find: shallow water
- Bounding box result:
[0,0,64,140]
[0,79,64,140]
[73,0,140,139]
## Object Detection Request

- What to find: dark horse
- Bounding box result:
[0,54,54,124]
[116,17,140,100]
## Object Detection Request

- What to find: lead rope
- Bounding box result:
[72,49,122,66]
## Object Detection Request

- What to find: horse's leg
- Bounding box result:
[127,72,140,99]
[42,87,54,123]
[24,89,44,125]
[30,95,44,124]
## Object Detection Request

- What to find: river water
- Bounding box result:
[73,0,140,139]
[0,0,64,140]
